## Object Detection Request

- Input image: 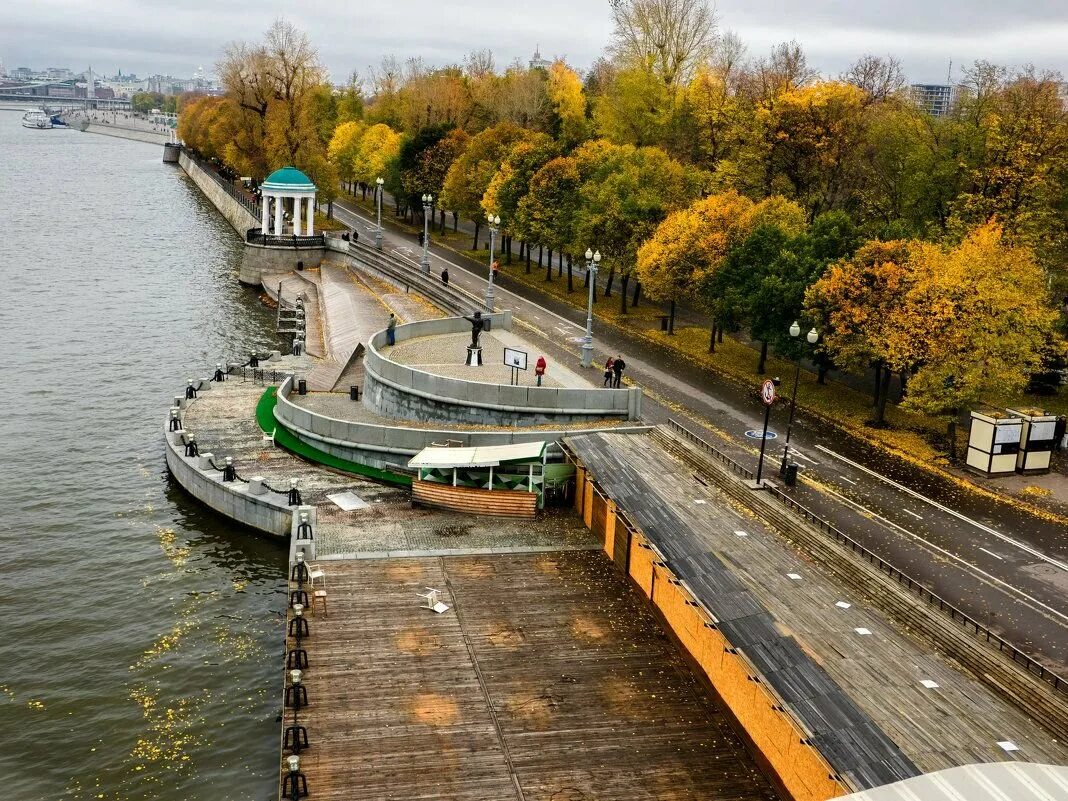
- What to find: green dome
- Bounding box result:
[261,166,316,192]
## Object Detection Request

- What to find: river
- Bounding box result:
[0,111,286,800]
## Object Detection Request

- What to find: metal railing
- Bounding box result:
[664,418,1068,696]
[247,229,326,248]
[181,147,262,219]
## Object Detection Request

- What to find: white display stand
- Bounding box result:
[466,346,483,367]
[1008,408,1058,475]
[965,412,1021,476]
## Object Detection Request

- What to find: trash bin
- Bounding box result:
[784,463,799,487]
[350,385,360,401]
[660,315,669,331]
[483,317,492,332]
[298,379,307,396]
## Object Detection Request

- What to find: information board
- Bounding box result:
[994,423,1022,444]
[504,347,528,371]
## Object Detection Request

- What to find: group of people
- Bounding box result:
[603,356,626,388]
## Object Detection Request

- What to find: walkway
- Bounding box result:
[289,551,779,801]
[567,430,1068,774]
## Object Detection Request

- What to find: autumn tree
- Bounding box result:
[609,0,718,88]
[351,123,402,188]
[482,133,558,262]
[514,157,583,283]
[328,120,365,193]
[546,61,590,148]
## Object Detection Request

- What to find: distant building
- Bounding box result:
[12,66,33,81]
[1058,82,1068,111]
[529,46,552,71]
[909,84,956,117]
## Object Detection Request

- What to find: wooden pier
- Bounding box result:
[284,551,779,801]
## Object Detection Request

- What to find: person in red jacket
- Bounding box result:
[535,355,547,386]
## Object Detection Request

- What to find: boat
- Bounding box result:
[22,110,54,129]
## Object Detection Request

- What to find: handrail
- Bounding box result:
[247,229,326,248]
[180,147,262,219]
[664,418,1068,696]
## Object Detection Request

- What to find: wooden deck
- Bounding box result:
[287,552,779,801]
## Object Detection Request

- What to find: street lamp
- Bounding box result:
[486,214,501,310]
[780,321,819,477]
[581,248,601,368]
[420,193,433,274]
[374,176,384,250]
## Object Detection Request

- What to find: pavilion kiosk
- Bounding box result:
[408,441,555,518]
[1008,408,1059,475]
[966,411,1022,477]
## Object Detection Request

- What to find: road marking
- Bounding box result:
[812,479,1068,626]
[979,547,1004,561]
[815,444,1068,573]
[903,509,924,520]
[838,475,858,485]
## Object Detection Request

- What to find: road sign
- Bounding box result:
[760,379,777,406]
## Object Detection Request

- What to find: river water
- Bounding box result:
[0,111,287,800]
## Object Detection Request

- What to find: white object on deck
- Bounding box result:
[327,491,369,511]
[419,587,450,614]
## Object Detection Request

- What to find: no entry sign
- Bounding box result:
[760,379,777,406]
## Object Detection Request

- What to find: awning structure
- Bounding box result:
[408,441,548,470]
[831,762,1068,801]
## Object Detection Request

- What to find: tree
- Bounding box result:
[482,134,558,256]
[329,120,365,192]
[609,0,718,88]
[546,61,590,148]
[515,157,583,281]
[351,123,402,187]
[843,55,905,104]
[336,70,365,124]
[592,66,678,148]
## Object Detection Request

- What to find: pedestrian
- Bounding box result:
[492,259,500,281]
[441,267,449,286]
[535,355,547,386]
[386,313,397,346]
[352,229,359,243]
[603,357,615,387]
[418,230,425,247]
[612,355,626,388]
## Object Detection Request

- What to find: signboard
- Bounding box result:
[994,423,1022,444]
[1028,421,1057,441]
[504,347,528,371]
[760,379,777,406]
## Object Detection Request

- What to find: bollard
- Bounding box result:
[197,452,215,471]
[297,379,307,396]
[282,754,308,800]
[283,720,309,754]
[269,350,282,361]
[288,479,302,507]
[249,354,259,368]
[185,379,197,400]
[286,647,308,670]
[350,385,360,402]
[296,512,313,540]
[290,587,309,607]
[288,605,309,638]
[173,395,186,411]
[169,408,182,431]
[222,456,236,482]
[290,553,309,583]
[214,363,225,382]
[247,476,267,496]
[184,434,199,458]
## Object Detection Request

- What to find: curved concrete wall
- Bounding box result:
[239,243,325,286]
[164,419,294,538]
[274,375,651,469]
[178,151,259,234]
[362,315,642,426]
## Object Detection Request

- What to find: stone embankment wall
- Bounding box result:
[274,375,651,470]
[164,372,316,540]
[79,122,171,145]
[363,314,642,426]
[239,243,324,286]
[176,150,259,234]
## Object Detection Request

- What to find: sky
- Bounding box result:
[3,0,1067,85]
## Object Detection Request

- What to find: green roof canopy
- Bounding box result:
[261,166,316,192]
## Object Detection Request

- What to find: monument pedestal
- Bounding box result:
[466,346,483,367]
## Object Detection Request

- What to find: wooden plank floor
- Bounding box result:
[573,432,1068,773]
[288,552,779,801]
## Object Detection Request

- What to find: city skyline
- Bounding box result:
[2,0,1067,87]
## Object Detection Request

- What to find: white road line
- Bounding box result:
[979,547,1004,561]
[903,509,924,520]
[816,444,1068,573]
[838,475,858,485]
[813,481,1068,625]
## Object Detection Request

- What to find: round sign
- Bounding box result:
[744,430,778,440]
[760,379,777,406]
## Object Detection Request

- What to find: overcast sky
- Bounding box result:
[3,0,1067,85]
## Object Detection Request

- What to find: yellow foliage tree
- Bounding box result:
[546,61,589,148]
[351,123,402,186]
[329,120,366,191]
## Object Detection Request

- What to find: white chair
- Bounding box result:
[308,563,326,589]
[419,587,450,614]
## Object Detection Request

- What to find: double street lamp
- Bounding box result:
[420,193,433,274]
[581,248,602,368]
[780,321,820,477]
[374,176,384,250]
[486,214,501,310]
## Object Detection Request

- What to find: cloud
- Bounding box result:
[1,0,1064,83]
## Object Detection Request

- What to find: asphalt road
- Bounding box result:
[331,198,1068,673]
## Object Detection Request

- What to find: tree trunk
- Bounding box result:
[361,184,367,200]
[567,255,573,293]
[874,366,893,425]
[545,248,553,281]
[632,281,641,308]
[718,327,723,343]
[538,245,543,266]
[604,268,615,298]
[620,274,630,314]
[584,268,590,288]
[558,251,563,277]
[757,339,769,374]
[872,363,883,405]
[452,211,458,232]
[817,363,829,384]
[439,209,446,233]
[506,236,513,264]
[900,370,909,400]
[472,222,480,250]
[668,299,676,334]
[709,324,717,353]
[327,200,333,219]
[525,243,531,274]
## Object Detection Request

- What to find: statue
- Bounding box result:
[463,311,485,349]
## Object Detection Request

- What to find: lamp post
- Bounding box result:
[374,176,384,250]
[581,248,601,368]
[486,214,501,310]
[420,193,433,273]
[780,321,819,476]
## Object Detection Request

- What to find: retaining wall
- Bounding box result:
[81,122,171,145]
[177,150,259,235]
[274,375,651,469]
[239,242,325,286]
[363,315,642,426]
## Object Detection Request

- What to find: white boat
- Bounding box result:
[22,110,54,129]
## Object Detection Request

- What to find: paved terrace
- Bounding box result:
[567,431,1068,776]
[289,551,779,801]
[383,330,593,388]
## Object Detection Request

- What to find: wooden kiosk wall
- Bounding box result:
[571,463,849,801]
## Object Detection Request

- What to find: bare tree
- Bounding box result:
[741,40,817,103]
[464,49,496,80]
[608,0,718,87]
[844,54,906,104]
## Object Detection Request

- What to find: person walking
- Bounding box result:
[386,313,397,346]
[441,267,449,286]
[612,355,626,388]
[535,355,547,386]
[603,357,615,387]
[492,260,500,281]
